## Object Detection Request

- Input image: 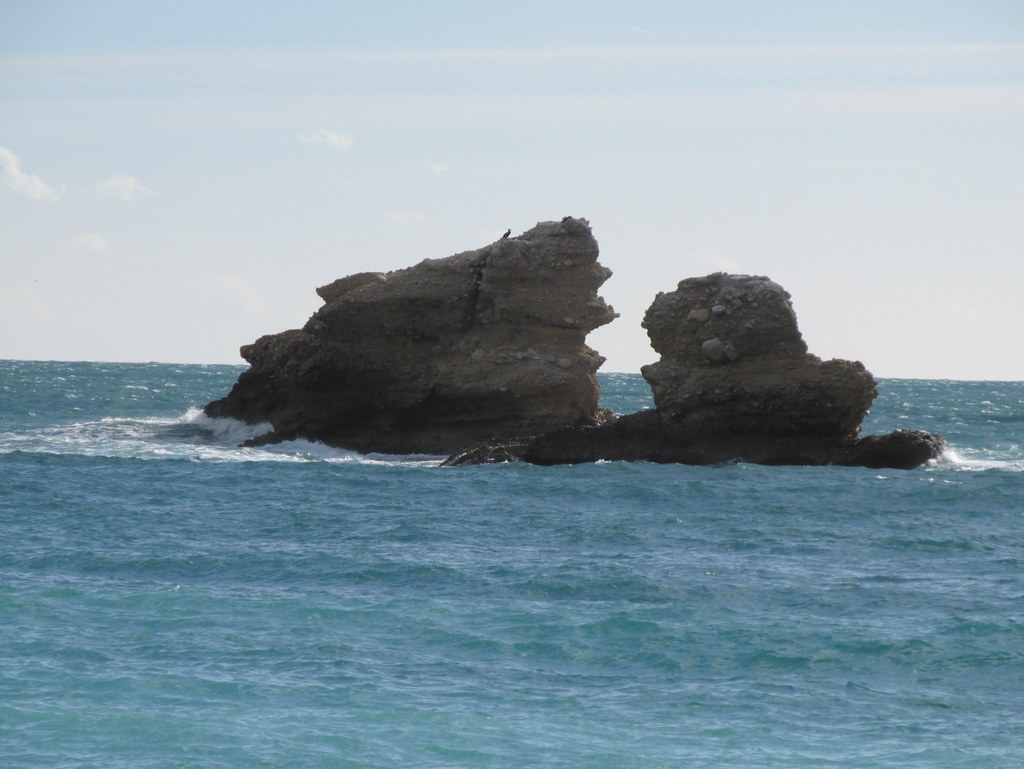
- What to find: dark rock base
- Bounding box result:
[444,410,946,470]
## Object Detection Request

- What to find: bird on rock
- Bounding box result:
[501,229,511,239]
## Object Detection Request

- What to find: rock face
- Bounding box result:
[204,218,617,454]
[447,273,945,469]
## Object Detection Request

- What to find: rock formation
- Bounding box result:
[447,273,945,469]
[206,217,944,469]
[204,218,617,454]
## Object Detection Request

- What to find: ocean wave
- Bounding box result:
[0,409,442,467]
[177,407,274,444]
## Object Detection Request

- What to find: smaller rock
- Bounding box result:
[441,439,530,466]
[711,304,727,315]
[839,430,947,470]
[687,308,711,322]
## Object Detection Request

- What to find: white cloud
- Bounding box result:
[384,209,430,224]
[69,233,109,252]
[421,161,449,174]
[94,175,157,201]
[299,128,355,152]
[0,147,61,201]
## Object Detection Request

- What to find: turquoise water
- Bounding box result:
[1,361,1022,768]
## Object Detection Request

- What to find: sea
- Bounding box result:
[1,360,1021,769]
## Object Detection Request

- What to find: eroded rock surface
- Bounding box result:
[640,273,877,440]
[204,217,617,453]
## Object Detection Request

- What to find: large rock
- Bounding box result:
[446,273,945,468]
[204,218,617,453]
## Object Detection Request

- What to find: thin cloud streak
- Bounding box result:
[3,42,1020,99]
[5,42,1022,68]
[299,128,355,152]
[10,82,1020,139]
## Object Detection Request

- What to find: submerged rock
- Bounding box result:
[204,218,617,454]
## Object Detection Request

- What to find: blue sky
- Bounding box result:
[2,1,1023,379]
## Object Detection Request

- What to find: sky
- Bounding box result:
[2,1,1023,380]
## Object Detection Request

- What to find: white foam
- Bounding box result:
[9,411,1016,472]
[0,408,443,466]
[934,446,1024,472]
[182,408,274,444]
[264,438,443,466]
